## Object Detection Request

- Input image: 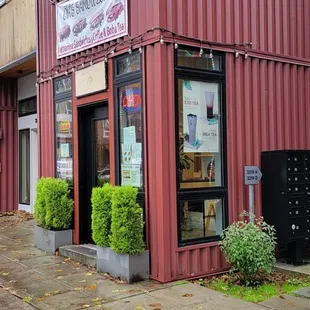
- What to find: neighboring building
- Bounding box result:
[36,0,310,282]
[0,0,37,214]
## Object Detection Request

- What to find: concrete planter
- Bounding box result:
[97,246,149,283]
[34,225,73,254]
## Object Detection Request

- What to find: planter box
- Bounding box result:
[34,225,72,254]
[97,247,149,283]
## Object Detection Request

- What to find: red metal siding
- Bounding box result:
[226,54,310,223]
[154,0,310,60]
[0,79,17,212]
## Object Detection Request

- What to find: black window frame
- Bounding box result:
[113,51,144,202]
[175,46,228,247]
[53,75,74,190]
[18,96,37,117]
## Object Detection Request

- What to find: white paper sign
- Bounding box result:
[56,0,128,58]
[121,164,141,187]
[123,126,136,144]
[60,143,70,158]
[183,80,219,153]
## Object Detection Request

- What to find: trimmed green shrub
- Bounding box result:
[110,186,145,255]
[34,178,73,230]
[219,211,277,284]
[91,183,114,247]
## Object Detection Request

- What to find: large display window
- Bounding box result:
[176,47,227,246]
[54,76,73,185]
[114,52,143,189]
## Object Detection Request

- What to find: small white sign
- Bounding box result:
[244,166,262,185]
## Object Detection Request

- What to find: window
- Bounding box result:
[0,0,6,8]
[114,52,143,188]
[54,76,73,185]
[19,130,30,204]
[18,97,37,117]
[176,47,227,246]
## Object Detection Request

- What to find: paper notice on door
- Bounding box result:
[121,164,141,187]
[60,143,70,157]
[122,143,132,164]
[131,143,142,164]
[123,126,136,144]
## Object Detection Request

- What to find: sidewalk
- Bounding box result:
[0,215,309,310]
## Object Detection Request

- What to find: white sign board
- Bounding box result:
[75,61,107,97]
[56,0,128,59]
[244,166,262,185]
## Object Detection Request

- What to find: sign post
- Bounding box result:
[244,166,263,222]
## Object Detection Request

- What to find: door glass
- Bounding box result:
[95,119,110,186]
[19,129,30,204]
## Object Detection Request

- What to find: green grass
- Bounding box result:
[199,276,310,303]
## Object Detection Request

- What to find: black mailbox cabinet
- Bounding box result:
[261,150,310,263]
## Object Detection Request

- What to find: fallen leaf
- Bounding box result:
[82,305,90,308]
[79,280,87,283]
[279,295,285,299]
[23,296,32,303]
[1,272,9,276]
[87,284,97,290]
[36,277,41,280]
[56,276,63,279]
[221,286,228,291]
[44,293,51,297]
[53,290,60,294]
[85,272,93,276]
[149,303,161,308]
[182,293,194,297]
[135,307,145,310]
[65,258,71,262]
[74,287,83,291]
[55,269,62,272]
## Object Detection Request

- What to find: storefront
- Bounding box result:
[37,0,310,282]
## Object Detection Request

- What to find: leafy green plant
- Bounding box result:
[91,183,114,247]
[110,186,145,254]
[179,143,194,171]
[219,211,277,284]
[34,177,73,230]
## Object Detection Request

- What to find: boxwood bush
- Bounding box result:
[110,186,145,255]
[34,178,73,230]
[91,183,114,247]
[219,211,277,285]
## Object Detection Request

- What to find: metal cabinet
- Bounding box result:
[261,150,310,264]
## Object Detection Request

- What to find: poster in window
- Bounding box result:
[183,81,219,153]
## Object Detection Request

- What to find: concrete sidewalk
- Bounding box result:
[0,216,309,310]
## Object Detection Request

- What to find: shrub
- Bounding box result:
[110,186,145,255]
[91,183,114,247]
[219,211,277,284]
[34,178,74,230]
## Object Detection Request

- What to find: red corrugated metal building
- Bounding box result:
[37,0,310,282]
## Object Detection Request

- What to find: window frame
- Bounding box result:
[175,46,228,247]
[18,97,37,117]
[53,75,73,187]
[19,129,30,205]
[113,52,144,200]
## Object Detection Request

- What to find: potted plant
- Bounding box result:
[34,177,74,253]
[91,184,149,283]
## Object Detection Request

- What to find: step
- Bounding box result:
[59,244,97,268]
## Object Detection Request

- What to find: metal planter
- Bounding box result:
[97,246,149,283]
[34,225,73,254]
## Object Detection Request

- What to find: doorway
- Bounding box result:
[79,103,110,243]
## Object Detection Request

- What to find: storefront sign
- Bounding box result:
[56,0,128,58]
[121,164,141,187]
[183,80,219,153]
[75,61,107,97]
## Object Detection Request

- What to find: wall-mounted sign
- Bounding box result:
[56,0,128,59]
[75,61,107,97]
[58,121,71,134]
